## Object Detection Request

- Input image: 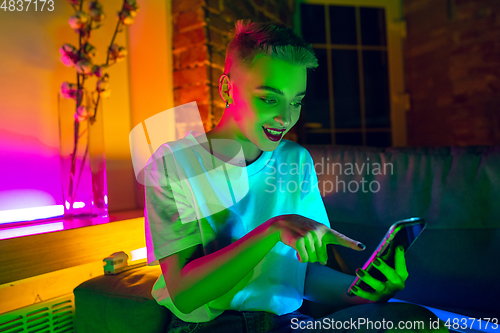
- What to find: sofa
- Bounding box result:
[74,144,500,332]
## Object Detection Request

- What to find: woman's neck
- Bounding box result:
[200,126,262,166]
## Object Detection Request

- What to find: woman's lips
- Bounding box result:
[262,126,284,142]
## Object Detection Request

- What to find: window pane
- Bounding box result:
[363,50,391,128]
[306,132,332,145]
[304,49,330,128]
[300,4,326,44]
[360,7,387,46]
[332,50,361,129]
[329,5,357,45]
[335,132,363,146]
[366,132,392,147]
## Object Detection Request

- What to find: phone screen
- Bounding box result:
[348,218,426,295]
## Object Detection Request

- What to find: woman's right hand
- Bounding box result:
[267,214,366,265]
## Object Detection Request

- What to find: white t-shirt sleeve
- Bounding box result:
[300,149,331,228]
[144,146,202,266]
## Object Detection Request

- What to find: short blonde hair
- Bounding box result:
[224,20,318,75]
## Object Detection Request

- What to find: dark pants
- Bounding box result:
[167,303,449,333]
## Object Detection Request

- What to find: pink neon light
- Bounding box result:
[0,222,64,240]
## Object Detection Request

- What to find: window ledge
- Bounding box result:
[0,209,144,240]
[0,210,147,285]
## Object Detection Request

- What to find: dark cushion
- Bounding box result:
[74,265,171,333]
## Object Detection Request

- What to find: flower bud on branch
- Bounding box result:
[82,42,97,58]
[97,74,111,98]
[93,65,103,77]
[68,11,89,30]
[60,44,79,67]
[108,44,127,63]
[74,105,89,123]
[118,0,139,25]
[75,58,94,75]
[89,1,106,22]
[61,82,81,99]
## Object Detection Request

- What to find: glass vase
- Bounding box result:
[58,89,108,219]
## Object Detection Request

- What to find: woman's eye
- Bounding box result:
[259,98,304,108]
[260,98,277,105]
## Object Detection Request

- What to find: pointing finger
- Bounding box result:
[324,229,366,251]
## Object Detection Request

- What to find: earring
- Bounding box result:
[226,101,230,108]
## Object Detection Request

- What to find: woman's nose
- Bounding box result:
[274,111,291,128]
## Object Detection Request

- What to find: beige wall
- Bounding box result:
[0,0,173,313]
[128,0,175,209]
[0,0,174,214]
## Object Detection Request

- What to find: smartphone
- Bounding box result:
[346,217,426,296]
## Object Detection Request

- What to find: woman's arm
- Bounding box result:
[160,218,279,314]
[161,214,364,314]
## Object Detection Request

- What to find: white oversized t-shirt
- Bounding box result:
[144,130,330,323]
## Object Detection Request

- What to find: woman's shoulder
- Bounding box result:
[144,136,200,177]
[275,139,311,160]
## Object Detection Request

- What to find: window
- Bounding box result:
[295,0,408,147]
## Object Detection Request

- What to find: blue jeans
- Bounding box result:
[166,303,449,332]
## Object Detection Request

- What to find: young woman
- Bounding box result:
[144,20,448,333]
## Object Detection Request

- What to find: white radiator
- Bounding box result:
[0,294,74,333]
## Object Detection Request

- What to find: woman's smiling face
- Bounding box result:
[225,54,308,152]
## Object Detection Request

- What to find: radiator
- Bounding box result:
[0,293,74,333]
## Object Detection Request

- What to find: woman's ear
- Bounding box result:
[219,74,233,105]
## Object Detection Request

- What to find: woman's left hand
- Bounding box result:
[350,244,408,302]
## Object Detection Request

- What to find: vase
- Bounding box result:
[58,89,108,219]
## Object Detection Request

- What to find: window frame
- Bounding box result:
[294,0,408,146]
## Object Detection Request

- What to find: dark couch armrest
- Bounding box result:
[73,265,171,333]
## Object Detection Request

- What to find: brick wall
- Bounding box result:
[404,0,500,146]
[172,0,295,133]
